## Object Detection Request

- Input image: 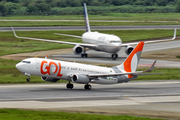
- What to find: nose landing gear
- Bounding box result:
[112,53,118,60]
[26,77,30,82]
[22,72,31,82]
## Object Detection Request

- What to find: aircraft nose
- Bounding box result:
[16,63,23,71]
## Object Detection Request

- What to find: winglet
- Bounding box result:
[172,28,177,40]
[144,60,156,72]
[11,26,19,38]
[83,3,91,32]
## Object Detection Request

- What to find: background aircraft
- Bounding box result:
[12,3,177,60]
[16,41,159,90]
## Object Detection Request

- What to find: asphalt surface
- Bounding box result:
[0,81,180,119]
[1,25,180,31]
[51,40,180,68]
[1,25,180,119]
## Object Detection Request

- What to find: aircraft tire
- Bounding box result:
[112,54,118,60]
[67,83,73,89]
[84,53,88,57]
[84,84,91,90]
[26,78,30,82]
[81,53,88,58]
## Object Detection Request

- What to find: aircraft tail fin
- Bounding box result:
[117,41,144,78]
[83,3,91,32]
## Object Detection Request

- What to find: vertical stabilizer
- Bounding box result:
[117,41,144,78]
[83,3,91,32]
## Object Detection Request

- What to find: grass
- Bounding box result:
[0,29,178,56]
[137,68,180,80]
[0,29,179,84]
[0,13,180,27]
[1,13,180,21]
[177,56,180,59]
[0,109,162,120]
[0,21,179,27]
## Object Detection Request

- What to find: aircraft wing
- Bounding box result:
[54,33,82,39]
[121,28,177,47]
[12,27,97,48]
[88,61,160,77]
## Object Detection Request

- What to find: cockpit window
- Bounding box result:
[22,61,31,64]
[110,41,120,43]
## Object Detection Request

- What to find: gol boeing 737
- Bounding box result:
[16,41,158,90]
[12,3,177,60]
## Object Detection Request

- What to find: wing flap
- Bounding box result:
[54,33,82,39]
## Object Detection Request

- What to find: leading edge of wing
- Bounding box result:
[121,28,177,47]
[11,27,97,47]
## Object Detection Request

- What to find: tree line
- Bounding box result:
[0,0,180,16]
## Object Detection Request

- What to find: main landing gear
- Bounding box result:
[66,82,74,89]
[84,84,92,90]
[111,53,118,60]
[81,47,88,58]
[66,82,92,90]
[81,53,88,58]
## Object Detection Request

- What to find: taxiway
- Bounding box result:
[51,40,180,68]
[0,81,180,119]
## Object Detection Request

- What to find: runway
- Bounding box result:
[1,26,180,119]
[0,81,180,119]
[51,40,180,68]
[1,25,180,31]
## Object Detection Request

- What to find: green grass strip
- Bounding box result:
[0,109,162,120]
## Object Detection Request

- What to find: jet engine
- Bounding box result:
[73,45,83,55]
[41,76,59,82]
[125,46,134,55]
[71,74,89,84]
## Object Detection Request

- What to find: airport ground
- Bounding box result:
[0,26,180,119]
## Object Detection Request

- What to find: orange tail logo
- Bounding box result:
[124,41,144,78]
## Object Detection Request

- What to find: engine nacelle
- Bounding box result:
[71,74,89,84]
[41,76,59,82]
[125,46,134,55]
[73,45,83,55]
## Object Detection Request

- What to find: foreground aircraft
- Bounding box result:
[12,3,177,60]
[16,41,159,90]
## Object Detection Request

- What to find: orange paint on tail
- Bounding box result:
[124,41,144,78]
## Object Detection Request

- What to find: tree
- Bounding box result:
[0,4,7,16]
[26,5,37,14]
[4,2,19,15]
[175,0,180,12]
[35,3,51,13]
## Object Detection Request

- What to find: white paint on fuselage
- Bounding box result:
[82,32,122,53]
[16,58,128,84]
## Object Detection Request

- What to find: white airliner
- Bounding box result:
[16,41,159,90]
[12,3,177,60]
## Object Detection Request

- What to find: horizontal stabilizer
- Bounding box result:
[144,60,156,72]
[88,60,159,77]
